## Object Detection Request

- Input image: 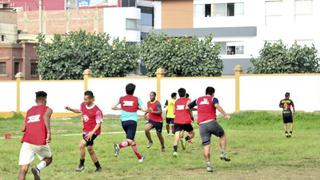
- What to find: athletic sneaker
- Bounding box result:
[31,167,40,180]
[206,162,213,172]
[138,156,145,163]
[95,167,102,172]
[75,165,85,172]
[180,139,186,150]
[147,142,153,148]
[173,152,178,157]
[220,154,231,162]
[114,143,120,157]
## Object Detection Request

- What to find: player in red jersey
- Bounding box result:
[112,83,151,163]
[188,87,231,172]
[172,88,194,157]
[18,91,53,180]
[144,91,165,152]
[65,90,103,172]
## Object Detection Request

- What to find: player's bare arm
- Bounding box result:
[65,106,81,113]
[44,108,53,143]
[215,104,230,119]
[21,120,26,132]
[112,103,122,110]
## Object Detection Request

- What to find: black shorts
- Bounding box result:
[82,133,98,146]
[199,121,225,145]
[147,120,163,133]
[174,123,193,133]
[122,120,137,140]
[166,118,174,125]
[283,114,293,123]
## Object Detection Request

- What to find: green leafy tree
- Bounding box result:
[140,33,223,77]
[250,41,319,73]
[36,31,138,79]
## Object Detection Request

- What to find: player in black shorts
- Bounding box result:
[164,92,177,135]
[279,92,295,138]
[144,92,165,152]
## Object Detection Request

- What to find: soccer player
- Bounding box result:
[279,92,295,138]
[18,91,53,180]
[188,87,231,172]
[172,88,194,157]
[144,91,165,152]
[164,92,177,136]
[65,90,103,172]
[112,83,150,162]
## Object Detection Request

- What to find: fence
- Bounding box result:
[0,65,319,118]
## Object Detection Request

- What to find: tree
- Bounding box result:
[140,33,223,77]
[249,41,319,73]
[36,31,138,80]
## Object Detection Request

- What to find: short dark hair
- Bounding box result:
[285,92,290,97]
[206,87,215,95]
[150,91,156,96]
[84,90,94,98]
[178,88,186,98]
[126,83,136,95]
[36,91,47,101]
[171,92,177,98]
[186,93,189,98]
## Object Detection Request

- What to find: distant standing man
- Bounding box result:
[164,92,177,136]
[18,91,53,180]
[188,87,231,172]
[279,92,295,138]
[144,91,165,152]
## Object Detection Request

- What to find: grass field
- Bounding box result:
[0,111,320,180]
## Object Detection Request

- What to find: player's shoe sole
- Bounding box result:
[206,166,213,172]
[114,143,120,157]
[138,156,146,163]
[75,165,85,172]
[31,167,40,180]
[220,156,231,162]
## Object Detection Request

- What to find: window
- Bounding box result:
[14,62,20,75]
[205,4,211,17]
[0,62,6,74]
[215,42,244,55]
[212,3,244,17]
[126,19,139,30]
[31,63,38,76]
[265,0,283,25]
[227,3,235,16]
[1,35,4,41]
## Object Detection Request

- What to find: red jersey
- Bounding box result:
[120,95,139,112]
[147,101,162,122]
[196,96,217,124]
[22,105,49,145]
[174,98,192,124]
[80,103,103,135]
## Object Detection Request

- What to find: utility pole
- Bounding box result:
[39,0,43,34]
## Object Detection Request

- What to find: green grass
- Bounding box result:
[0,111,320,180]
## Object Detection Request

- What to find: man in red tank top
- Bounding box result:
[18,91,53,180]
[65,91,103,172]
[188,87,231,172]
[144,91,165,152]
[172,88,195,157]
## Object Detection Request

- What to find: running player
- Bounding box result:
[65,90,103,172]
[18,91,53,180]
[188,87,231,172]
[144,91,165,152]
[112,83,151,162]
[164,92,177,136]
[279,92,295,138]
[172,88,194,157]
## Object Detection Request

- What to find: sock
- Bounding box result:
[80,159,85,166]
[94,161,101,169]
[285,131,288,134]
[36,161,46,171]
[173,145,178,152]
[131,144,142,159]
[185,136,191,141]
[119,141,129,149]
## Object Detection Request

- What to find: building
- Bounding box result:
[153,0,320,74]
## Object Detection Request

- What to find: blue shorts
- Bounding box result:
[121,120,137,140]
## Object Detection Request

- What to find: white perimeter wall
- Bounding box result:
[1,75,319,114]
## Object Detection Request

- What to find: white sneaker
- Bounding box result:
[138,156,145,163]
[173,152,178,157]
[206,162,213,172]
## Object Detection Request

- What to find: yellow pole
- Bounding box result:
[234,65,242,113]
[155,68,165,101]
[83,69,92,92]
[15,72,24,114]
